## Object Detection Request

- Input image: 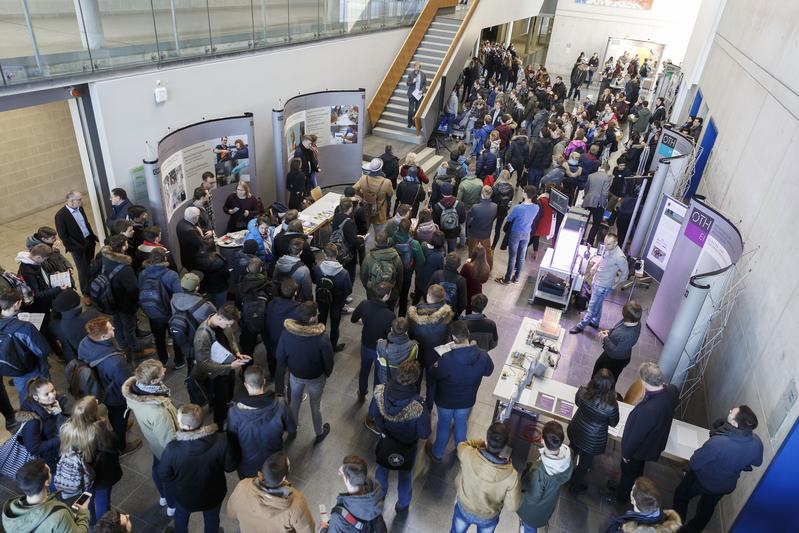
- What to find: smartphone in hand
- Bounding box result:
[72,491,92,510]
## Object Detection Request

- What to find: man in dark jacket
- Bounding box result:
[389,218,425,317]
[79,315,141,454]
[428,252,468,318]
[237,257,272,372]
[0,287,52,399]
[413,231,445,306]
[432,182,466,253]
[673,405,763,532]
[462,294,498,351]
[227,365,296,479]
[107,188,131,229]
[505,134,530,182]
[551,76,567,101]
[331,197,365,283]
[320,455,385,533]
[276,302,334,444]
[526,128,555,188]
[313,244,352,351]
[591,300,642,382]
[54,190,98,295]
[272,220,315,271]
[380,145,400,189]
[16,244,66,354]
[50,288,100,362]
[491,174,515,247]
[340,187,369,267]
[265,278,301,378]
[408,284,453,372]
[466,186,497,267]
[369,360,430,513]
[134,225,176,272]
[426,320,494,462]
[170,273,216,369]
[607,362,679,504]
[127,204,149,251]
[351,282,395,402]
[100,235,154,360]
[475,148,497,181]
[605,477,682,533]
[176,206,205,272]
[231,240,259,289]
[159,403,235,533]
[138,249,182,367]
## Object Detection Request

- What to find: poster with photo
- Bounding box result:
[330,105,359,145]
[209,134,251,184]
[285,111,306,160]
[160,151,187,220]
[305,107,332,147]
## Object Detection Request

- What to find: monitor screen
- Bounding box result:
[550,189,569,214]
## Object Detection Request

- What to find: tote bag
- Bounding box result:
[0,423,33,479]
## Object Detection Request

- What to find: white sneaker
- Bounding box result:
[342,305,354,315]
[159,497,167,507]
[167,507,176,517]
[346,296,353,303]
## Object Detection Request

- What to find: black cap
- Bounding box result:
[243,239,258,254]
[52,289,81,313]
[344,186,356,198]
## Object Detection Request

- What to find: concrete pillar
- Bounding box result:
[74,0,105,49]
[504,20,514,47]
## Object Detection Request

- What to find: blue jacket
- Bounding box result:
[506,203,540,237]
[245,218,275,263]
[226,391,296,478]
[415,245,444,292]
[51,306,101,362]
[275,320,334,395]
[472,124,494,155]
[106,199,131,229]
[16,396,68,470]
[369,383,430,466]
[689,422,763,494]
[138,264,182,320]
[78,336,132,407]
[0,316,51,371]
[429,343,494,409]
[265,297,301,353]
[476,150,497,178]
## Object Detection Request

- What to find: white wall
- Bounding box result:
[88,26,410,204]
[545,0,701,77]
[690,0,799,528]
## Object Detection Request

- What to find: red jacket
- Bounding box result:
[533,196,554,238]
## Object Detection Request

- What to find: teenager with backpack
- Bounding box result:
[407,284,453,408]
[374,318,418,389]
[194,239,230,311]
[319,455,386,533]
[369,360,430,514]
[0,287,52,398]
[413,230,445,306]
[351,282,395,404]
[138,249,181,368]
[490,170,515,249]
[432,182,466,253]
[428,253,468,318]
[51,290,101,363]
[238,257,272,373]
[330,197,364,286]
[313,244,352,352]
[275,238,313,302]
[395,169,426,218]
[169,273,216,372]
[77,316,141,456]
[17,377,68,477]
[265,278,301,384]
[360,232,403,309]
[389,218,425,317]
[57,396,122,524]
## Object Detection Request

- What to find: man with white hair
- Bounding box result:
[54,190,98,294]
[177,206,206,271]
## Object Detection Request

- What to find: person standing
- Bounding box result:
[0,287,52,398]
[526,129,554,189]
[490,171,515,248]
[496,186,539,284]
[351,282,395,402]
[606,363,679,504]
[331,197,365,283]
[54,190,98,295]
[354,159,394,238]
[360,231,403,308]
[413,230,445,306]
[265,278,301,381]
[429,252,468,318]
[223,182,259,233]
[583,162,613,246]
[138,249,182,367]
[672,405,763,532]
[390,218,425,317]
[313,244,352,351]
[466,186,497,267]
[570,233,628,334]
[169,273,216,370]
[432,182,466,253]
[226,451,315,533]
[605,477,682,533]
[319,455,386,532]
[175,207,205,272]
[17,377,67,477]
[567,369,620,493]
[407,62,427,128]
[591,300,642,382]
[293,136,319,190]
[459,245,491,314]
[159,404,235,533]
[462,294,498,351]
[516,421,573,533]
[427,321,494,463]
[275,302,334,444]
[286,157,309,210]
[450,422,521,533]
[408,284,453,405]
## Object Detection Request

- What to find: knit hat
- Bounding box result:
[180,272,202,291]
[242,239,258,254]
[440,182,453,196]
[52,289,81,313]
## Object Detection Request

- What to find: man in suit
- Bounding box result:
[176,206,206,272]
[54,190,98,295]
[407,62,427,128]
[582,162,612,246]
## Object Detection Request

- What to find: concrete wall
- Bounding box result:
[88,25,410,205]
[0,100,84,223]
[691,0,799,528]
[545,0,701,77]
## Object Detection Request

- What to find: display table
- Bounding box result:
[299,192,342,235]
[492,319,709,462]
[531,244,595,310]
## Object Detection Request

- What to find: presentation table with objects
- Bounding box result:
[492,317,709,462]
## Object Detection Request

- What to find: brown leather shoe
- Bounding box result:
[120,438,142,457]
[133,347,156,359]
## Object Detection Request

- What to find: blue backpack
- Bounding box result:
[394,242,414,271]
[439,280,458,308]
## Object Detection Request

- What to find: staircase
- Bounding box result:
[371,14,461,143]
[414,146,446,178]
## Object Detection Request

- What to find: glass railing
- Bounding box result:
[0,0,425,86]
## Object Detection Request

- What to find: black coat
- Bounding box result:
[275,320,334,395]
[506,135,530,173]
[272,231,315,271]
[194,251,230,294]
[286,170,308,210]
[567,386,620,456]
[407,302,453,368]
[17,260,62,313]
[16,397,68,470]
[621,385,679,461]
[395,180,426,217]
[381,152,400,187]
[331,212,361,260]
[99,247,139,314]
[176,219,205,272]
[415,246,444,293]
[54,205,97,253]
[527,137,555,171]
[265,297,301,354]
[50,306,101,362]
[159,425,235,511]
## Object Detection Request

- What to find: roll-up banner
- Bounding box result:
[642,194,688,282]
[648,127,694,194]
[272,89,366,202]
[144,114,256,269]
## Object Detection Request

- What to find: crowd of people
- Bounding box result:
[0,40,751,533]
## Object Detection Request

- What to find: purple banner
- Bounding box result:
[684,208,714,247]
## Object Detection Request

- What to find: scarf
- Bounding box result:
[136,381,171,396]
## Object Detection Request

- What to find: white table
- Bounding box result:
[298,192,342,235]
[531,245,595,310]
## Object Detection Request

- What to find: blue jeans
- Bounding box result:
[359,345,378,395]
[432,406,470,458]
[528,168,544,188]
[505,233,529,282]
[309,171,318,189]
[375,465,413,507]
[520,520,539,532]
[152,455,175,508]
[89,486,111,525]
[174,503,221,533]
[113,312,139,352]
[12,368,48,400]
[578,283,613,328]
[445,113,456,135]
[450,500,500,533]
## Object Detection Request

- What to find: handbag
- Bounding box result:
[185,374,211,407]
[0,423,33,479]
[375,429,416,471]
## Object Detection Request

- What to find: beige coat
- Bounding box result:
[455,440,522,519]
[121,377,178,459]
[354,174,394,225]
[226,478,315,533]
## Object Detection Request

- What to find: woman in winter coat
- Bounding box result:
[244,216,276,264]
[286,157,308,211]
[17,377,68,475]
[194,239,230,310]
[566,369,619,494]
[59,395,123,524]
[459,244,491,314]
[530,190,554,261]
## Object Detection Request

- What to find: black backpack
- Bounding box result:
[315,275,336,307]
[331,505,387,533]
[139,270,170,318]
[168,299,205,354]
[269,261,302,300]
[89,264,124,313]
[0,320,38,378]
[64,352,117,402]
[241,291,268,332]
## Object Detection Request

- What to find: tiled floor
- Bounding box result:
[0,196,722,532]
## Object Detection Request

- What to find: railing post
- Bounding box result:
[20,0,43,72]
[169,0,181,54]
[73,0,105,50]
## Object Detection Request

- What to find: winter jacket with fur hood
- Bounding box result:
[275,319,334,395]
[407,302,453,368]
[604,509,682,533]
[369,382,430,462]
[375,332,418,385]
[121,377,178,459]
[99,246,139,314]
[227,478,315,533]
